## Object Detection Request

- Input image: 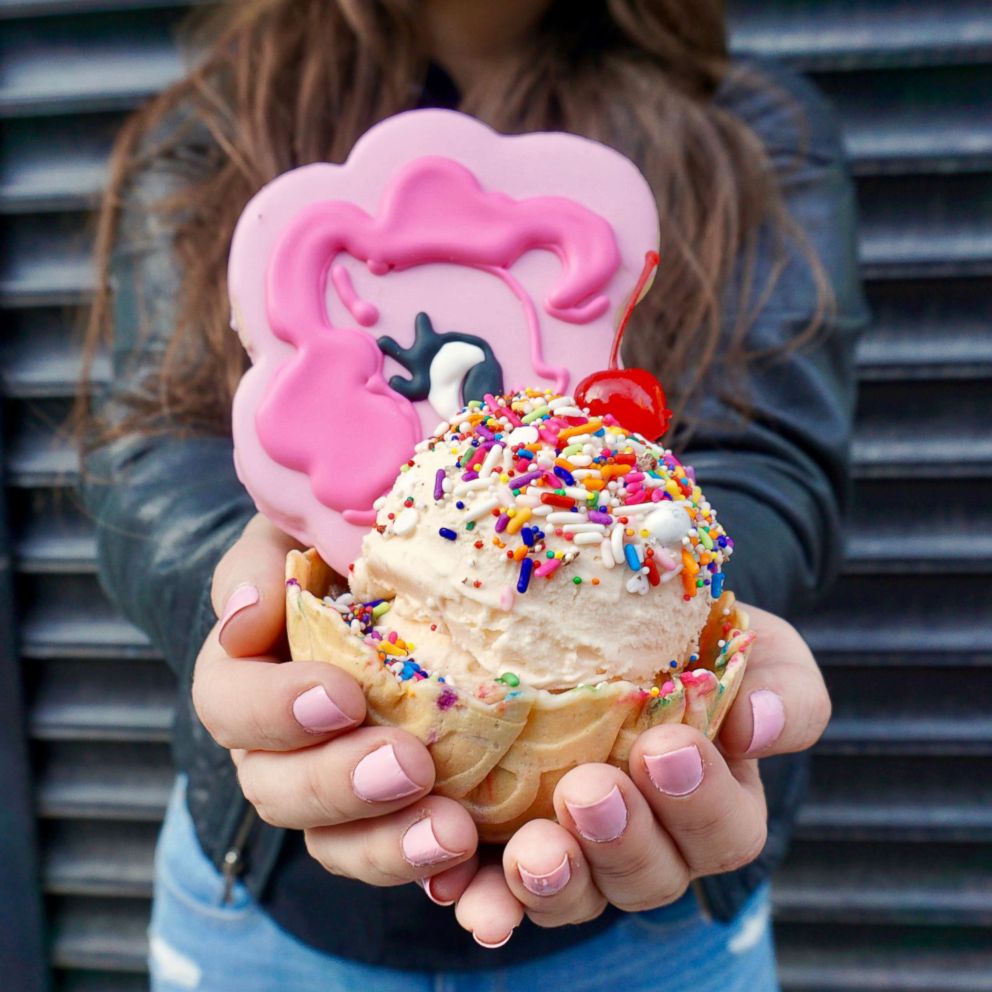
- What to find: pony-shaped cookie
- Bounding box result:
[229,109,658,573]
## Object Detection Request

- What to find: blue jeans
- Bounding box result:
[150,777,779,991]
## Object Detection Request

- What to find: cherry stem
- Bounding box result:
[609,250,661,370]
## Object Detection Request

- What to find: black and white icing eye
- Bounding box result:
[378,312,504,419]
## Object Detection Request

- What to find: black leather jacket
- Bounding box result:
[80,57,867,970]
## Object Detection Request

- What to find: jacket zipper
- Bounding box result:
[221,805,258,904]
[691,878,714,923]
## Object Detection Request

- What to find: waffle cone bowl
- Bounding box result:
[287,548,755,842]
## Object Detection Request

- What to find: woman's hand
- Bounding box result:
[192,514,480,890]
[424,605,831,946]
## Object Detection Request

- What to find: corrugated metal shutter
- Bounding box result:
[1,2,989,989]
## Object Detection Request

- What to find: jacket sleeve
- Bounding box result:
[79,131,255,682]
[679,62,869,617]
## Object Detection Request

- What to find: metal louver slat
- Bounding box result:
[813,65,992,174]
[49,896,149,972]
[29,657,174,741]
[797,574,989,657]
[36,740,173,820]
[821,666,992,753]
[0,9,185,116]
[845,478,992,572]
[0,310,109,398]
[858,278,992,379]
[56,972,150,992]
[776,924,992,992]
[729,0,992,68]
[0,114,123,213]
[774,841,992,927]
[1,2,989,990]
[799,753,992,840]
[41,820,157,898]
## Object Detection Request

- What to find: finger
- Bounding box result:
[417,854,480,907]
[235,726,435,829]
[192,628,366,750]
[554,763,690,913]
[212,514,308,657]
[454,864,526,948]
[718,604,831,758]
[503,819,606,928]
[304,795,477,887]
[629,723,768,877]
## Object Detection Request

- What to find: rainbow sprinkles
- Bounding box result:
[376,387,733,602]
[330,388,739,693]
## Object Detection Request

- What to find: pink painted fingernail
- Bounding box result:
[564,785,627,842]
[518,852,571,896]
[747,690,786,754]
[644,744,703,797]
[292,685,355,734]
[402,817,460,866]
[474,931,513,949]
[352,744,421,802]
[218,584,259,637]
[417,876,455,907]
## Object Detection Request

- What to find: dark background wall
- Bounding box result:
[1,2,990,990]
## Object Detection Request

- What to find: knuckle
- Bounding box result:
[678,805,737,847]
[705,821,768,876]
[303,829,344,877]
[191,669,232,748]
[806,688,833,745]
[302,750,348,826]
[528,896,608,929]
[360,831,408,886]
[242,699,283,752]
[235,761,269,820]
[613,867,689,913]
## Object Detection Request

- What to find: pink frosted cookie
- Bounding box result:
[229,108,658,573]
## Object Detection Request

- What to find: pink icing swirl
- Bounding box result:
[258,155,622,518]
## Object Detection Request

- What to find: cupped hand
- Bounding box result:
[192,514,479,890]
[426,604,831,946]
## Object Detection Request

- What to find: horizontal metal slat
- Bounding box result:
[0,113,122,213]
[852,377,992,477]
[14,490,98,574]
[0,1,191,20]
[17,571,154,657]
[55,970,150,992]
[844,478,992,573]
[857,173,992,279]
[41,819,157,898]
[28,657,174,742]
[730,0,992,70]
[0,212,92,306]
[775,840,992,927]
[776,923,992,992]
[858,278,992,380]
[820,666,992,754]
[815,650,992,672]
[0,309,109,398]
[0,9,186,118]
[35,740,173,820]
[48,896,149,973]
[814,64,992,175]
[795,573,990,658]
[799,752,992,841]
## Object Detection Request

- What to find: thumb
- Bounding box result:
[212,513,305,658]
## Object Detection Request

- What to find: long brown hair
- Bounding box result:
[80,0,828,447]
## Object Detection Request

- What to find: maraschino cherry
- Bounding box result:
[574,250,672,440]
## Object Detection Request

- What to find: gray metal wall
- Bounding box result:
[1,2,989,990]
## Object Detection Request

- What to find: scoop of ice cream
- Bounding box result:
[348,389,733,691]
